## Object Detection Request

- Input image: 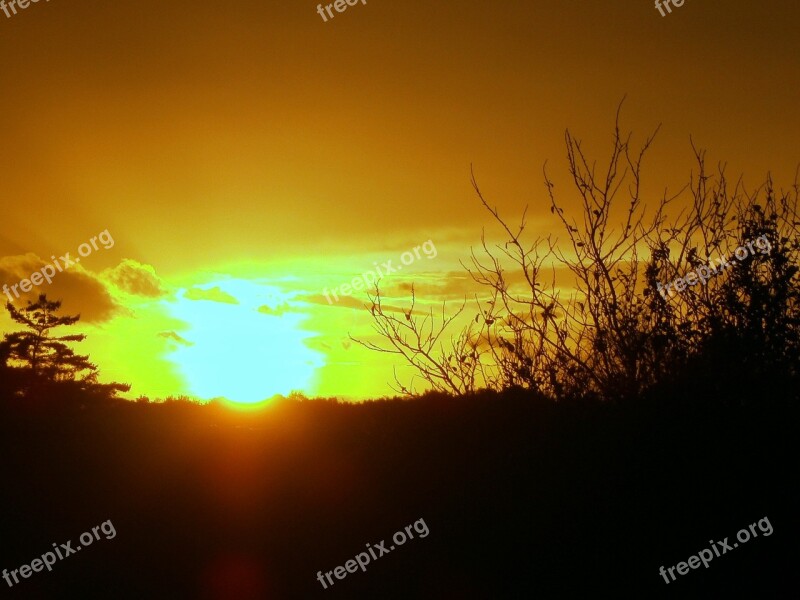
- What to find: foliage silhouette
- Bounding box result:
[0,294,130,404]
[359,108,800,404]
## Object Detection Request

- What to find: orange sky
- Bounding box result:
[1,0,798,401]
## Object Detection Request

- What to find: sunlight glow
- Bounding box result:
[164,279,324,404]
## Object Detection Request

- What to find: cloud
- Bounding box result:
[103,259,166,297]
[0,253,119,324]
[390,266,576,301]
[298,293,411,315]
[257,303,293,316]
[299,293,370,311]
[158,331,194,346]
[184,286,239,304]
[394,271,475,300]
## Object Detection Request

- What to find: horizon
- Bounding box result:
[1,0,798,404]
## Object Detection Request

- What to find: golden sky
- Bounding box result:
[1,0,798,401]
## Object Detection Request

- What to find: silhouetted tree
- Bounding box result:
[360,105,800,404]
[354,288,482,395]
[0,294,130,401]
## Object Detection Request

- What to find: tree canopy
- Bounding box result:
[0,294,130,403]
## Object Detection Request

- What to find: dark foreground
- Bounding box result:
[0,390,797,599]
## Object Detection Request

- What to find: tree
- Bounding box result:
[358,105,800,404]
[0,294,130,401]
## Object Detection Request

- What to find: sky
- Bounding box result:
[1,0,798,402]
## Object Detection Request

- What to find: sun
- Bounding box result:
[163,278,324,403]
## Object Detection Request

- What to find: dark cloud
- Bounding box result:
[184,286,239,304]
[103,259,166,297]
[0,253,119,324]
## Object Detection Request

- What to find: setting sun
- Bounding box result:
[163,279,323,403]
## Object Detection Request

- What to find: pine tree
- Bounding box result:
[0,294,129,400]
